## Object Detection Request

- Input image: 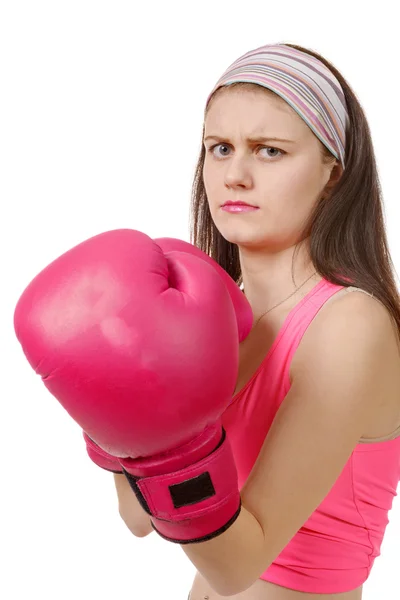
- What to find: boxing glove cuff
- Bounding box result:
[83,431,124,474]
[119,425,241,544]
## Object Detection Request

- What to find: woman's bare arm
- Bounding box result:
[114,473,154,537]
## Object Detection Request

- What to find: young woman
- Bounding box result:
[183,42,400,599]
[110,42,400,599]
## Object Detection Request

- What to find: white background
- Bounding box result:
[1,1,399,599]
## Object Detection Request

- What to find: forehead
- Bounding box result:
[204,87,309,138]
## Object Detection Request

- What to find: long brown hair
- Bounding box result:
[189,42,400,338]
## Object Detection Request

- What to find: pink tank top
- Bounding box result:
[222,278,400,594]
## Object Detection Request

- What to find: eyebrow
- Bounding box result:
[203,135,295,144]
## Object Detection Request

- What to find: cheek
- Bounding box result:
[282,160,323,196]
[271,167,321,214]
[202,162,214,193]
[202,169,220,214]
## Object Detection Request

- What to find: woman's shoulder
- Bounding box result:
[292,285,400,380]
[289,284,400,440]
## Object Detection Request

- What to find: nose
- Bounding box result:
[224,156,253,189]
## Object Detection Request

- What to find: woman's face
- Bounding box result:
[203,87,337,251]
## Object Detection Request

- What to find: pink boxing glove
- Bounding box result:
[155,237,251,343]
[83,431,123,474]
[14,229,253,544]
[83,231,254,479]
[86,235,251,479]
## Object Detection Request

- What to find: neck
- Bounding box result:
[239,239,319,318]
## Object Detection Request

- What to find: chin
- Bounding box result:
[219,229,265,248]
[214,220,267,247]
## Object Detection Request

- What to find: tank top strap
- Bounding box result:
[296,278,346,324]
[280,278,346,370]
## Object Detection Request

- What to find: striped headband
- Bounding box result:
[205,43,349,168]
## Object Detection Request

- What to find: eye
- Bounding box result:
[207,143,285,160]
[208,143,231,158]
[259,146,285,159]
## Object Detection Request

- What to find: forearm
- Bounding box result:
[181,502,267,597]
[114,473,153,537]
[117,427,265,593]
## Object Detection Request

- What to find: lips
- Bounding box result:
[221,201,259,214]
[222,201,258,208]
